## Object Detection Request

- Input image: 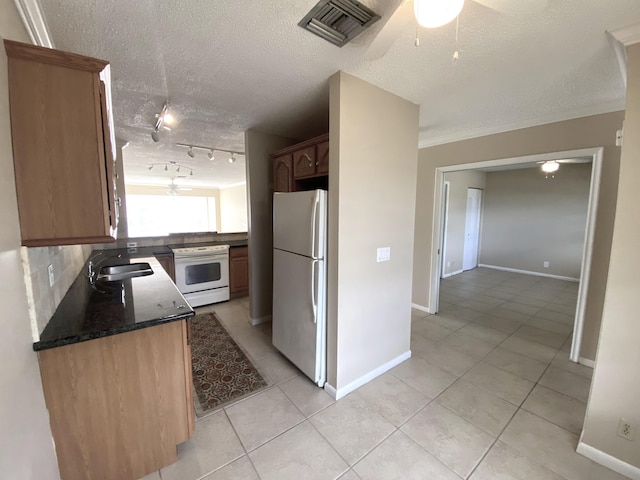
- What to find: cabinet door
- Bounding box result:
[273,154,293,192]
[316,140,329,175]
[293,146,316,179]
[229,246,249,297]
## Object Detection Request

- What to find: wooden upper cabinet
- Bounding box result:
[293,146,316,179]
[316,140,329,175]
[271,133,329,192]
[273,154,293,193]
[4,40,118,246]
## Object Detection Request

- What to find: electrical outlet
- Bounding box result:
[126,241,138,248]
[618,419,635,441]
[543,261,549,268]
[447,261,451,267]
[48,264,54,287]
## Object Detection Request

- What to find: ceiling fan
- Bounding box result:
[365,0,549,59]
[537,158,591,177]
[167,177,192,196]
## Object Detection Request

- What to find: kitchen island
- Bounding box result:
[34,253,195,480]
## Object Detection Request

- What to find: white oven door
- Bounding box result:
[175,255,229,294]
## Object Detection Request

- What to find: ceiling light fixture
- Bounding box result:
[146,161,195,176]
[414,0,464,28]
[541,160,560,173]
[151,101,173,142]
[176,143,245,162]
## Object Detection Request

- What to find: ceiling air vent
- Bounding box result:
[299,0,380,47]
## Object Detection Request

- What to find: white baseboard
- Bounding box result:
[442,269,464,279]
[324,350,412,400]
[578,357,595,368]
[411,303,432,314]
[250,315,271,326]
[478,264,579,282]
[577,440,640,479]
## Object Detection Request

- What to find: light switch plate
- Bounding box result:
[377,247,391,262]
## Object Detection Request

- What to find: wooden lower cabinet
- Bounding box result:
[154,252,176,282]
[38,320,194,480]
[229,246,249,298]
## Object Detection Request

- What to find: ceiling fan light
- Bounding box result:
[414,0,464,28]
[542,161,560,173]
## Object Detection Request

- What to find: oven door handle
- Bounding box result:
[174,254,229,262]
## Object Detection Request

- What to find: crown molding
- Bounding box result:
[13,0,53,48]
[418,100,625,149]
[610,22,640,47]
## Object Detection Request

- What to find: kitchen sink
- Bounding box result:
[96,262,154,282]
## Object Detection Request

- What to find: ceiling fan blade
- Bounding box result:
[472,0,549,17]
[364,0,414,60]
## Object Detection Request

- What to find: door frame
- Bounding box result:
[440,180,450,277]
[428,147,604,365]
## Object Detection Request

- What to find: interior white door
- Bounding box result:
[272,249,323,384]
[463,188,483,271]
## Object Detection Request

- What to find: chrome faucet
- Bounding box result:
[87,251,105,280]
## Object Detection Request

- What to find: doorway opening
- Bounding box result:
[428,147,604,365]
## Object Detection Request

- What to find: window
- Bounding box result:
[126,195,216,237]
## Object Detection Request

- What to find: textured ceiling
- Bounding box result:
[37,0,638,188]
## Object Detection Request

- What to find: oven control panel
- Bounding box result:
[172,245,229,256]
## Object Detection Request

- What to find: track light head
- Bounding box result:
[208,150,215,160]
[229,153,236,164]
[187,147,195,158]
[148,165,153,170]
[151,130,160,143]
[164,165,168,171]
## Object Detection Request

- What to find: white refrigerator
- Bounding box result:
[272,189,327,387]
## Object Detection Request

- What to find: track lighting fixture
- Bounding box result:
[176,143,244,162]
[146,161,195,177]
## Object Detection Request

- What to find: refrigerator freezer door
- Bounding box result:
[272,249,326,386]
[273,190,326,259]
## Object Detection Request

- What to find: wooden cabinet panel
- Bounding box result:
[155,253,176,282]
[230,246,249,298]
[273,154,293,193]
[39,321,193,480]
[4,40,118,246]
[293,146,317,179]
[316,140,329,175]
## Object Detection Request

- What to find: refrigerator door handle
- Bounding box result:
[311,190,319,259]
[311,259,318,323]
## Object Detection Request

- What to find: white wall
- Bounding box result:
[219,183,248,233]
[480,164,591,279]
[327,72,418,395]
[580,42,640,474]
[244,130,295,324]
[0,1,60,476]
[442,170,486,276]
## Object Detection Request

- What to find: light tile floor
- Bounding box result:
[141,268,630,480]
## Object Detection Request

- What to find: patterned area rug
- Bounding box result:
[191,312,269,416]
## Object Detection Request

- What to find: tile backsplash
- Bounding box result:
[22,244,92,340]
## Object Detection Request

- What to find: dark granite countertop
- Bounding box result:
[33,254,195,352]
